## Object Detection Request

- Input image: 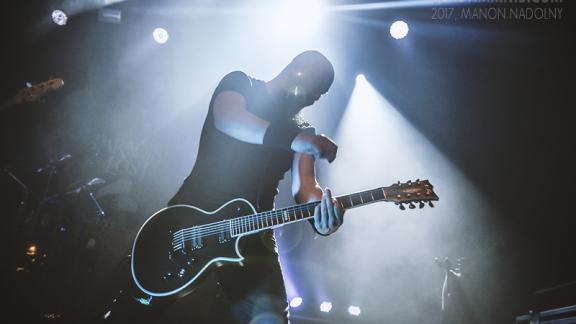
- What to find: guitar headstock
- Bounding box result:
[14,78,64,104]
[384,179,439,210]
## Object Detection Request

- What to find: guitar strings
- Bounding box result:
[172,203,321,244]
[176,201,319,236]
[175,195,362,241]
[174,193,375,242]
[174,190,393,243]
[174,204,317,241]
[172,188,426,245]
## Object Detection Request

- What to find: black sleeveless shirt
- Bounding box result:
[169,71,314,212]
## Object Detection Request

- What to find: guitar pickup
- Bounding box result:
[218,230,231,244]
[188,227,203,251]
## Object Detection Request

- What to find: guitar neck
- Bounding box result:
[230,187,390,237]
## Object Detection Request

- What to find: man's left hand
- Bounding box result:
[313,188,345,235]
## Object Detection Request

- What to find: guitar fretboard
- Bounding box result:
[230,187,387,236]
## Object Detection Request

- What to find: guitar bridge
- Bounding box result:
[171,227,203,254]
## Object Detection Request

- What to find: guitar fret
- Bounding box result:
[230,183,429,235]
[351,194,362,206]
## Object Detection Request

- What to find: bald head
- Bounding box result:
[288,50,334,93]
[270,50,334,111]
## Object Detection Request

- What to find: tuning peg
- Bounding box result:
[428,201,434,208]
[419,201,425,209]
[408,202,416,209]
[399,203,406,210]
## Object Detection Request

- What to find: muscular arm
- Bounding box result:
[213,90,337,163]
[213,91,270,144]
[292,153,323,203]
[292,153,344,235]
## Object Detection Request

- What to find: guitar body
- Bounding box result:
[130,198,257,298]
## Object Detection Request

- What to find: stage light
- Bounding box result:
[289,296,303,308]
[26,244,37,256]
[320,301,332,312]
[348,305,361,316]
[51,10,68,26]
[356,74,366,83]
[152,28,169,44]
[390,20,409,39]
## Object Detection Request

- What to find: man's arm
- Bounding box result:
[213,91,270,144]
[292,153,344,235]
[213,91,338,161]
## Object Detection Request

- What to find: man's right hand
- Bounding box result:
[291,133,338,163]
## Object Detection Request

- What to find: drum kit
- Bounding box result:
[6,154,110,259]
[2,153,115,318]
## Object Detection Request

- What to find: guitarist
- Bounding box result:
[163,50,345,323]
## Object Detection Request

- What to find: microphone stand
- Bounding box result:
[4,167,31,195]
[85,185,105,218]
[435,257,463,311]
[435,257,479,324]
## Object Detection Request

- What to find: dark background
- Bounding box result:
[1,0,574,323]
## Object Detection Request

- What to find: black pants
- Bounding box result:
[153,232,289,324]
[105,233,288,324]
[151,191,290,323]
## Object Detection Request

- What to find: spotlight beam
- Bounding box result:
[329,0,465,12]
